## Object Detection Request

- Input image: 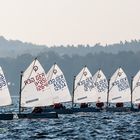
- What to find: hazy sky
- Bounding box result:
[0,0,140,46]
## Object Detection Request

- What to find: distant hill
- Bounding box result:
[0,36,47,57]
[0,36,140,58]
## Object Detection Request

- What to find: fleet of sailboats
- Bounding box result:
[1,58,140,120]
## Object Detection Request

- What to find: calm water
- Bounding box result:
[0,97,140,140]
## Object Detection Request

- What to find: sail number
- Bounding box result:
[95,79,108,92]
[136,82,140,87]
[48,75,66,91]
[0,74,6,88]
[112,77,129,91]
[78,77,94,91]
[24,73,48,91]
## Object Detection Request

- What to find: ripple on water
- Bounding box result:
[1,98,140,139]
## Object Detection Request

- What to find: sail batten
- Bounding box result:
[21,59,53,107]
[46,64,72,103]
[109,67,131,103]
[0,67,12,106]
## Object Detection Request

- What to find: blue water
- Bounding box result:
[0,97,140,139]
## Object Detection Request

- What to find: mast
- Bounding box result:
[19,71,23,114]
[107,78,110,108]
[131,76,133,109]
[72,76,76,108]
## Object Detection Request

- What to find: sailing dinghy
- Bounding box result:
[72,66,100,112]
[17,58,58,119]
[131,70,140,111]
[0,66,13,120]
[43,63,73,114]
[92,69,108,109]
[106,67,131,112]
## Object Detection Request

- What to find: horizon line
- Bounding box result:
[0,35,140,48]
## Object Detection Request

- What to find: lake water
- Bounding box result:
[0,97,140,139]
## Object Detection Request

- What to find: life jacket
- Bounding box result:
[138,104,140,109]
[80,103,88,108]
[116,102,124,107]
[96,102,104,108]
[54,103,63,109]
[32,107,43,113]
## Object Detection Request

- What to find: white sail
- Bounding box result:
[132,70,140,104]
[0,67,12,106]
[21,59,53,107]
[74,66,96,103]
[46,64,72,103]
[109,67,131,103]
[92,69,108,102]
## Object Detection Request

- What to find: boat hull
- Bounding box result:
[106,107,131,112]
[72,107,101,113]
[44,107,140,113]
[17,112,58,119]
[43,108,73,114]
[0,114,13,120]
[130,108,140,112]
[44,107,101,114]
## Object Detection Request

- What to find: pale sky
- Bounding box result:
[0,0,140,46]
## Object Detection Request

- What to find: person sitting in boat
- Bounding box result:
[137,104,140,109]
[80,103,88,108]
[116,102,124,108]
[32,107,43,113]
[96,97,104,109]
[53,103,65,109]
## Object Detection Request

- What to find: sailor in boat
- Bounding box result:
[116,102,124,108]
[136,104,140,109]
[80,103,88,108]
[53,103,65,109]
[96,97,104,109]
[32,107,43,113]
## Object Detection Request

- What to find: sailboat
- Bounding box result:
[92,69,108,108]
[0,66,13,120]
[131,70,140,110]
[106,67,131,112]
[43,63,73,114]
[72,66,100,112]
[17,58,58,119]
